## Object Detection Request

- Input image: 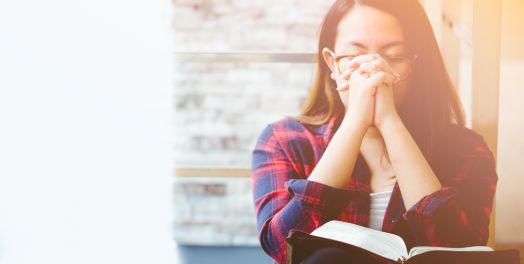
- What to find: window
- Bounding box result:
[172,0,332,247]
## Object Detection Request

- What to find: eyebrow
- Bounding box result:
[344,40,406,50]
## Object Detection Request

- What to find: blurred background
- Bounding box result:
[0,0,523,263]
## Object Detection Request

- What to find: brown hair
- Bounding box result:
[291,0,464,158]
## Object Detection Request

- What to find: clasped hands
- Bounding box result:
[331,54,402,131]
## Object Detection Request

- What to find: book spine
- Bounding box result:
[285,240,293,264]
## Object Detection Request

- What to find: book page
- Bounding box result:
[310,220,408,261]
[408,245,493,258]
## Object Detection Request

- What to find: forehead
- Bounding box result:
[334,5,406,52]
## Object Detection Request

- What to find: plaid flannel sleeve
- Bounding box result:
[251,124,356,264]
[402,134,498,247]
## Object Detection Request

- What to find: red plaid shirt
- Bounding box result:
[251,114,498,264]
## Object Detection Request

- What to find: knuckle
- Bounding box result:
[360,62,371,69]
[377,71,386,78]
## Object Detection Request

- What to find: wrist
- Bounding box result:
[376,114,403,133]
[340,115,371,133]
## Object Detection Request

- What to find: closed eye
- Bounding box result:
[336,54,366,62]
[383,55,410,63]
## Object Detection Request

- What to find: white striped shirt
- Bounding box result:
[368,189,393,230]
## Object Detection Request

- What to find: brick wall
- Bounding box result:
[174,62,315,167]
[173,0,333,246]
[173,0,333,52]
[174,177,258,245]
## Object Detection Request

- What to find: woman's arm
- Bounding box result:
[307,117,368,188]
[371,56,497,246]
[403,131,497,246]
[251,55,396,263]
[252,123,363,263]
[378,116,497,246]
[377,115,442,210]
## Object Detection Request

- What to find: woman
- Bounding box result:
[251,0,498,263]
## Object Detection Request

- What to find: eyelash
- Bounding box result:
[342,54,408,62]
[347,54,404,58]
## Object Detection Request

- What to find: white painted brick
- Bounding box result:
[173,0,332,245]
[174,177,261,245]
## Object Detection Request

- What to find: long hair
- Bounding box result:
[291,0,464,159]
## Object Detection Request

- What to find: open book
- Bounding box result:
[310,220,492,263]
[285,220,520,264]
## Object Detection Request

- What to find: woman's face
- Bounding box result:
[322,5,412,110]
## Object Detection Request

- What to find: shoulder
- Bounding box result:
[254,116,326,150]
[432,123,496,178]
[430,124,498,185]
[437,123,492,156]
[259,116,325,139]
[266,116,309,133]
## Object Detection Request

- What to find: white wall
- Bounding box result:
[0,1,177,263]
[495,0,524,243]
